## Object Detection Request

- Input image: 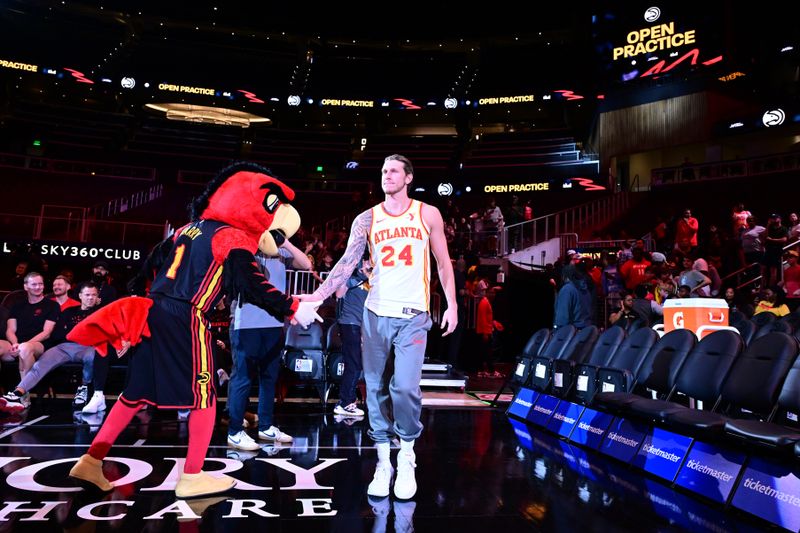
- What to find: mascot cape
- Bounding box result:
[66,162,317,498]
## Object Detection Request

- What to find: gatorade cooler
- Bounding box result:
[662,299,731,338]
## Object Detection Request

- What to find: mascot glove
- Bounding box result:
[293,300,324,328]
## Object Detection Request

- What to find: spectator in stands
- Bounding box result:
[675,208,699,251]
[481,198,503,256]
[609,292,637,328]
[333,252,371,418]
[677,284,692,299]
[740,215,766,275]
[763,213,789,287]
[618,240,634,265]
[677,256,712,297]
[781,249,800,312]
[732,203,752,235]
[723,286,753,316]
[631,284,663,326]
[602,253,624,297]
[620,247,651,291]
[523,199,533,221]
[789,213,800,243]
[0,282,102,413]
[7,261,28,291]
[653,217,669,252]
[706,255,723,297]
[475,281,501,378]
[553,264,593,329]
[655,268,678,304]
[87,260,117,307]
[754,286,790,317]
[0,272,60,380]
[319,253,335,273]
[226,238,311,452]
[51,275,80,311]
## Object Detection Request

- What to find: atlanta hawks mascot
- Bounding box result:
[67,162,322,498]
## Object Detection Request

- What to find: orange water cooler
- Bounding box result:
[662,299,733,338]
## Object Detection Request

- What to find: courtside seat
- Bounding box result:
[539,325,577,360]
[665,332,798,437]
[724,350,800,449]
[523,328,551,357]
[593,329,696,412]
[729,309,746,325]
[752,319,794,342]
[751,311,776,328]
[551,326,622,398]
[628,330,744,421]
[562,326,599,365]
[573,328,658,405]
[512,328,550,386]
[325,322,345,382]
[733,319,756,346]
[529,325,576,391]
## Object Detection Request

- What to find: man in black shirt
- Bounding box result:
[0,283,103,412]
[0,272,60,381]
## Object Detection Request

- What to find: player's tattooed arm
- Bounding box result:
[311,209,372,300]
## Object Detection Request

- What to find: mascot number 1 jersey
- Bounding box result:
[149,220,227,314]
[367,199,430,319]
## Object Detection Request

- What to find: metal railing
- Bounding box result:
[0,151,156,181]
[729,238,800,291]
[652,150,800,187]
[0,212,165,245]
[89,184,165,219]
[501,192,632,255]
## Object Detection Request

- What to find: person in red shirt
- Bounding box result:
[675,208,699,249]
[619,248,652,291]
[475,280,501,378]
[782,250,800,312]
[51,275,80,311]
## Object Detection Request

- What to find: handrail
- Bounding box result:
[502,192,632,255]
[721,238,800,283]
[730,238,800,291]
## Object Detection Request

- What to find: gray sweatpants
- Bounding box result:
[19,342,94,393]
[361,308,432,443]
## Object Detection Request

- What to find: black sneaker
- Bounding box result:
[72,385,89,410]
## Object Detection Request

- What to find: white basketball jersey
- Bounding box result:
[366,199,430,318]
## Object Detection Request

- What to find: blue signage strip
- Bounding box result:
[507,387,538,419]
[674,440,746,504]
[508,417,534,451]
[525,393,559,427]
[597,417,648,463]
[632,428,694,482]
[570,408,615,449]
[731,456,800,532]
[546,400,585,438]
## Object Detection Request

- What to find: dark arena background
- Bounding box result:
[0,1,799,531]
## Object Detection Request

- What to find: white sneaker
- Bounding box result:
[394,451,417,499]
[82,391,106,414]
[227,430,260,451]
[333,402,365,417]
[367,463,394,498]
[258,426,293,443]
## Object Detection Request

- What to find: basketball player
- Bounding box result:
[300,154,457,499]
